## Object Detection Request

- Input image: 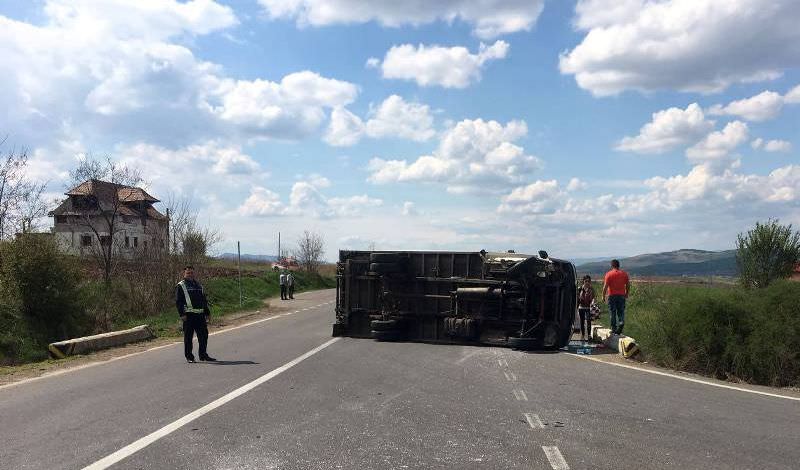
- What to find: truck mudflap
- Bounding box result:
[334,250,576,350]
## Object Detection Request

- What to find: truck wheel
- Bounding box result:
[370,262,403,274]
[372,329,403,341]
[370,252,401,263]
[371,319,399,331]
[507,337,539,350]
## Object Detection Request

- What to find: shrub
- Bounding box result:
[736,218,800,288]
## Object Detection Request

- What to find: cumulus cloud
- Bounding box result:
[707,90,784,122]
[560,0,800,95]
[324,95,435,147]
[785,84,800,104]
[238,178,383,218]
[616,103,714,154]
[401,201,418,216]
[368,118,541,193]
[567,178,588,191]
[752,138,792,152]
[258,0,544,39]
[686,121,749,163]
[0,1,359,151]
[376,41,509,88]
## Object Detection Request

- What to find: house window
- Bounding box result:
[122,215,133,224]
[100,236,112,247]
[81,235,92,247]
[133,237,138,248]
[56,215,67,224]
[125,236,130,248]
[144,240,148,249]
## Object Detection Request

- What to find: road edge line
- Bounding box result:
[82,337,341,470]
[569,353,800,402]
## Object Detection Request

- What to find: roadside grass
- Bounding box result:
[116,271,336,338]
[593,279,800,387]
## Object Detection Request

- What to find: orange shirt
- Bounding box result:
[604,269,629,296]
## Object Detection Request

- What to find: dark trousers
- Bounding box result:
[280,284,287,299]
[183,314,208,359]
[288,285,294,299]
[578,308,591,337]
[608,295,626,334]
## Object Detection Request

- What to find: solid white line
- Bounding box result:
[503,371,517,382]
[513,389,528,401]
[498,359,508,368]
[569,354,800,402]
[542,446,569,470]
[82,337,341,470]
[524,413,544,429]
[0,296,334,391]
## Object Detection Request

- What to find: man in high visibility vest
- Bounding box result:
[176,266,216,363]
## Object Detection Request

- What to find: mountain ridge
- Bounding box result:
[576,248,737,276]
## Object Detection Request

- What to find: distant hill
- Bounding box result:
[218,253,278,263]
[576,249,738,277]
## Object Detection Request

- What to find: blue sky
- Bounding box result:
[1,0,798,259]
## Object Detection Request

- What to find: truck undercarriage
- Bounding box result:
[333,250,576,350]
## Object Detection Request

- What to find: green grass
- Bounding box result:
[595,280,800,387]
[116,271,336,337]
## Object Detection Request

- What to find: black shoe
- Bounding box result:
[186,357,196,363]
[199,356,217,362]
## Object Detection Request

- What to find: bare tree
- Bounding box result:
[0,141,48,239]
[163,193,222,265]
[67,155,143,284]
[294,230,325,273]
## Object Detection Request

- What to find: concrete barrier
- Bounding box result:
[591,325,640,358]
[48,325,155,359]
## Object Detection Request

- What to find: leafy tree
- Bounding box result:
[736,218,800,288]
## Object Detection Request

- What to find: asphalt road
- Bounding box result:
[0,288,798,469]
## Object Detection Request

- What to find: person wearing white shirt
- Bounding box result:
[279,271,288,300]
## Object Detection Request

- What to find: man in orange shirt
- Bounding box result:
[602,259,630,335]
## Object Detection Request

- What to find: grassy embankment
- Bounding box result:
[117,269,336,337]
[591,280,800,387]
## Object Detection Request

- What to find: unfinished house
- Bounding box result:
[50,179,169,257]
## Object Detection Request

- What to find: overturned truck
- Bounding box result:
[333,250,576,349]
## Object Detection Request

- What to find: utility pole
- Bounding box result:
[278,231,281,261]
[237,241,242,307]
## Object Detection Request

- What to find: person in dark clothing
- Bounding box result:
[176,266,216,363]
[577,275,595,342]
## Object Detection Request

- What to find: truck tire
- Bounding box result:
[371,319,399,331]
[508,336,539,351]
[372,329,403,341]
[370,262,404,274]
[370,252,402,263]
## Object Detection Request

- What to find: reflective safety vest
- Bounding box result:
[178,280,206,314]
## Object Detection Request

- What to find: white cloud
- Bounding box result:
[764,140,792,152]
[376,41,509,88]
[616,103,714,154]
[324,95,435,146]
[686,121,749,163]
[567,178,588,191]
[497,180,563,215]
[751,138,764,150]
[560,0,800,95]
[238,179,382,218]
[368,118,541,193]
[258,0,544,39]
[401,201,418,216]
[707,90,784,122]
[785,84,800,104]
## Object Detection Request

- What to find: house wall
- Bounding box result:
[53,215,168,258]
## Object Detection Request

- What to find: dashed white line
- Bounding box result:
[524,413,544,429]
[82,337,341,470]
[503,371,517,382]
[512,389,528,401]
[542,446,569,470]
[498,359,508,368]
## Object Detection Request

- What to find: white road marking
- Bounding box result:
[498,359,508,368]
[82,337,341,470]
[0,294,335,391]
[513,389,528,401]
[503,371,517,382]
[569,354,800,402]
[542,446,569,469]
[524,413,544,429]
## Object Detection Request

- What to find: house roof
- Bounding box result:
[66,179,159,203]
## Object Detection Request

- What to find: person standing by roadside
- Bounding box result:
[577,275,595,341]
[287,271,295,299]
[602,259,630,335]
[176,266,216,363]
[279,270,288,300]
